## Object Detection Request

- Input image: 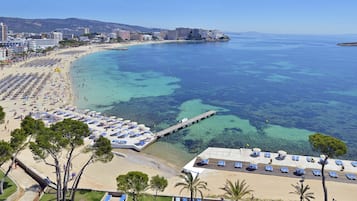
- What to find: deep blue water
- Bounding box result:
[71,33,357,159]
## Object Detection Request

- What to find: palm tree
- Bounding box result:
[290,179,315,201]
[220,179,253,201]
[175,172,208,201]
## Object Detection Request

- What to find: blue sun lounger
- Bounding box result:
[248,163,258,171]
[217,160,226,167]
[292,155,299,161]
[295,168,305,176]
[346,174,357,180]
[264,152,271,158]
[329,171,338,178]
[335,160,343,166]
[182,197,188,201]
[200,159,209,165]
[174,197,180,201]
[280,167,289,173]
[119,194,126,201]
[312,169,321,176]
[103,194,111,201]
[265,165,273,172]
[351,161,357,167]
[234,162,243,168]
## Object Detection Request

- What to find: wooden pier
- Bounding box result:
[155,110,217,138]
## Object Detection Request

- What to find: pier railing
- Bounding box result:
[155,110,216,138]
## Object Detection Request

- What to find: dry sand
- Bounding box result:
[1,41,356,201]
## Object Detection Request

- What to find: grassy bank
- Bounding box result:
[0,170,17,201]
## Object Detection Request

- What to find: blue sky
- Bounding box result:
[2,0,357,34]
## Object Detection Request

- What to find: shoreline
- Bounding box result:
[1,40,357,200]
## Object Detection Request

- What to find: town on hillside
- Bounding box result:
[0,22,229,64]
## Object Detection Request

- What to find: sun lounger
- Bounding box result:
[182,198,188,201]
[295,168,305,176]
[335,160,343,166]
[174,197,180,201]
[329,171,338,178]
[248,163,258,171]
[195,199,202,201]
[120,194,126,201]
[346,174,357,180]
[265,165,273,172]
[351,161,357,167]
[234,162,243,168]
[200,159,209,165]
[306,156,313,162]
[292,155,300,161]
[312,169,321,176]
[103,194,112,201]
[264,152,271,158]
[280,167,289,173]
[217,160,226,167]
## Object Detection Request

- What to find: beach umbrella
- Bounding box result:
[253,148,261,152]
[117,118,123,121]
[110,116,116,119]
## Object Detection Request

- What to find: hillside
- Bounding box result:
[0,16,162,33]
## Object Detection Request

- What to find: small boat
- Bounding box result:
[180,118,188,123]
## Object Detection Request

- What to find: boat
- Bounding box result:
[180,118,188,123]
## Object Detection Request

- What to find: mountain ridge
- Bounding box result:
[0,16,162,33]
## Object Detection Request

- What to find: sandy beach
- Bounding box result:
[1,41,357,201]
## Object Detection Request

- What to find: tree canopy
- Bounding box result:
[309,133,347,157]
[175,172,208,200]
[0,141,12,167]
[0,106,5,123]
[117,171,149,201]
[309,133,347,201]
[220,179,253,201]
[150,175,168,200]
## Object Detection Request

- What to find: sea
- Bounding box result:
[70,33,357,166]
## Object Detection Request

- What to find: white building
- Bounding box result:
[0,48,9,61]
[0,22,8,41]
[142,34,152,41]
[51,32,63,42]
[27,39,59,51]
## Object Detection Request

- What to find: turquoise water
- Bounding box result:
[71,33,357,160]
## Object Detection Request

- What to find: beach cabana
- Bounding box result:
[265,165,273,172]
[277,150,287,160]
[251,148,261,157]
[280,167,289,173]
[346,173,357,180]
[217,160,226,167]
[312,169,321,176]
[329,171,338,178]
[319,155,328,164]
[234,162,243,168]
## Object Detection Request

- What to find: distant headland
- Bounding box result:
[337,42,357,46]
